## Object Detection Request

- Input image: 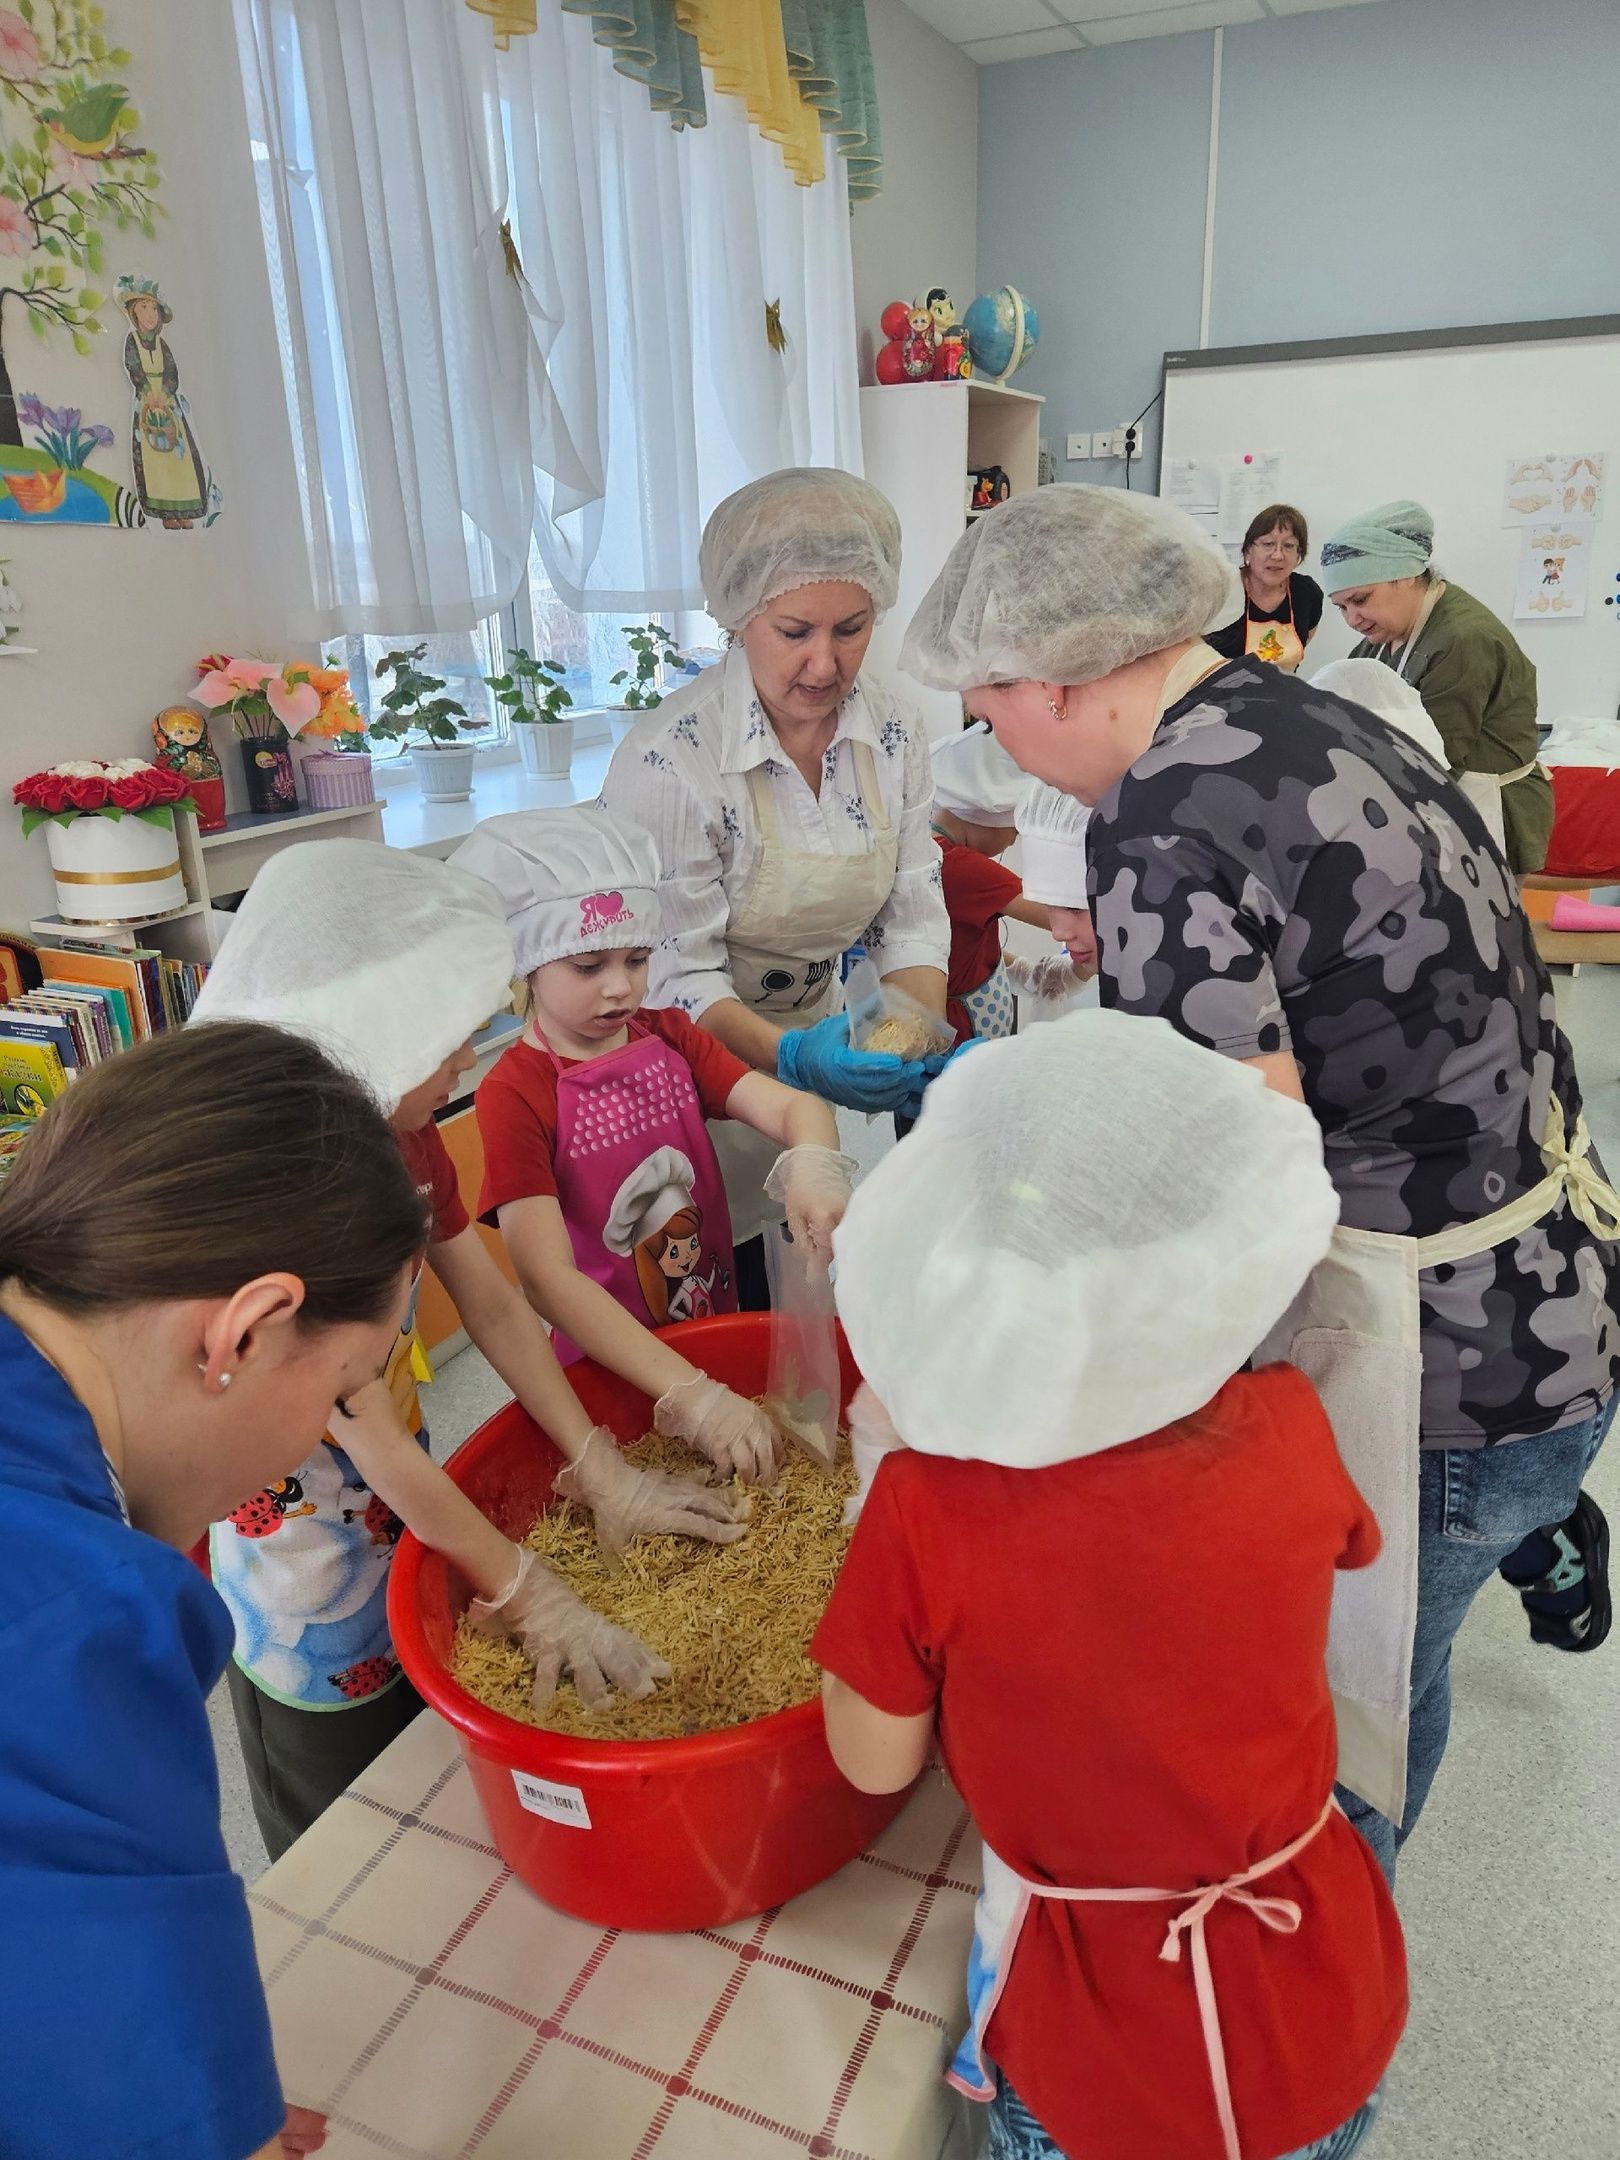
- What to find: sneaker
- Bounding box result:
[1518,1490,1611,1653]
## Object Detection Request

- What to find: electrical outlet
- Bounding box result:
[1065,432,1091,462]
[1121,422,1141,462]
[1096,429,1122,460]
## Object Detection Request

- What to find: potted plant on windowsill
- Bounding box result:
[591,620,707,743]
[368,645,489,803]
[485,647,574,779]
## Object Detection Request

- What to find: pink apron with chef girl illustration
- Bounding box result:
[539,1025,737,1363]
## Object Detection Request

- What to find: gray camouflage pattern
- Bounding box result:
[1088,659,1620,1447]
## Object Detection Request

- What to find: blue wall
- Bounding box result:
[978,0,1620,487]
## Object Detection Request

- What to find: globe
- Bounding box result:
[963,287,1040,382]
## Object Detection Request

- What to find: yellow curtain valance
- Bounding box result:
[467,0,881,197]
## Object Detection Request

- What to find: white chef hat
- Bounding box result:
[603,1147,698,1256]
[189,840,514,1116]
[930,722,1027,826]
[1015,781,1091,906]
[833,1009,1338,1468]
[450,805,661,975]
[1307,658,1449,766]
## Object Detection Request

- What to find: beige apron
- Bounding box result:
[1391,581,1541,854]
[710,736,899,1243]
[1255,1099,1620,1824]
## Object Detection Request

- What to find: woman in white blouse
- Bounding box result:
[603,468,950,1293]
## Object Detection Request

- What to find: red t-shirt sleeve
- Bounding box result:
[475,1047,561,1222]
[942,843,1023,934]
[811,1461,943,1718]
[405,1118,469,1243]
[648,1008,752,1120]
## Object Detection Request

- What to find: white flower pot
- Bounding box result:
[410,742,477,802]
[45,808,188,922]
[516,720,574,777]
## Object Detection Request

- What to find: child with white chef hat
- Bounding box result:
[454,804,854,1486]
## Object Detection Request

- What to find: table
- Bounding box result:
[249,1712,984,2160]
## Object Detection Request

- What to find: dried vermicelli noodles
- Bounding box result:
[451,1433,857,1739]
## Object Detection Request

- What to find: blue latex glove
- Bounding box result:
[896,1036,989,1122]
[777,1011,924,1115]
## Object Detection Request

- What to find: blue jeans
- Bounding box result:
[986,2075,1380,2160]
[1337,1401,1614,1881]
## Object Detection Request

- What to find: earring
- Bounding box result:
[196,1361,232,1390]
[1047,697,1066,721]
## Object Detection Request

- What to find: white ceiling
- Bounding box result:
[901,0,1390,66]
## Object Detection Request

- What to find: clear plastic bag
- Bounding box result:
[844,955,954,1063]
[761,1218,842,1470]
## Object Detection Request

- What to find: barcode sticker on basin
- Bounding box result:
[511,1770,592,1829]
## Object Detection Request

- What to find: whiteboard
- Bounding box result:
[1158,320,1620,724]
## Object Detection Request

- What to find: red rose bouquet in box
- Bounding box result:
[14,759,193,837]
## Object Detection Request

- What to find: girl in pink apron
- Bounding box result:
[456,804,857,1488]
[813,1012,1407,2160]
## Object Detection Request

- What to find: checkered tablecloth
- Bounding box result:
[250,1711,984,2160]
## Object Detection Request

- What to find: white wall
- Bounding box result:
[0,0,308,929]
[850,0,978,387]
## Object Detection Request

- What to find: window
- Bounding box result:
[510,543,723,714]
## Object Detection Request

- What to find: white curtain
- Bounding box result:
[234,0,861,634]
[496,9,862,612]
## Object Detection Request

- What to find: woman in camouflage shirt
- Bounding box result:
[902,485,1612,1883]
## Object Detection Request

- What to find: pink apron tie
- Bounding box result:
[1021,1798,1337,2160]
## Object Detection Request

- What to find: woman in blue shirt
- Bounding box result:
[0,1020,430,2160]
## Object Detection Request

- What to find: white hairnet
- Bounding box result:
[930,722,1027,826]
[900,484,1241,692]
[1307,658,1449,765]
[834,1009,1338,1468]
[700,468,902,631]
[450,806,660,975]
[190,840,513,1115]
[1016,781,1091,906]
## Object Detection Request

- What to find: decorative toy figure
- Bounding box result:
[875,299,913,386]
[151,703,227,831]
[927,289,972,382]
[901,302,936,381]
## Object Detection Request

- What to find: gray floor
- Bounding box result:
[211,984,1620,2158]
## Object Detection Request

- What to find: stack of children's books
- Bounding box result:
[0,930,210,1125]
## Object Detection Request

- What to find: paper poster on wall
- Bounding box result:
[1165,457,1221,537]
[0,3,163,525]
[1502,454,1606,528]
[116,275,222,527]
[1515,525,1590,621]
[1217,452,1284,544]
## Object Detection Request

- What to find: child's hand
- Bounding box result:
[468,1547,671,1709]
[654,1375,781,1485]
[1005,948,1091,1001]
[280,2106,328,2156]
[556,1426,749,1555]
[765,1143,858,1265]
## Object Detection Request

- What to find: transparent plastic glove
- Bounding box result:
[845,1382,907,1525]
[655,1375,782,1485]
[468,1546,672,1711]
[764,1143,858,1264]
[777,1011,925,1115]
[556,1425,748,1556]
[1004,950,1089,1001]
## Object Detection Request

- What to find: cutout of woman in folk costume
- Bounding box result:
[117,276,209,529]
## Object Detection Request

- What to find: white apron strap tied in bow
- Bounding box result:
[1417,1097,1620,1268]
[1017,1798,1337,2160]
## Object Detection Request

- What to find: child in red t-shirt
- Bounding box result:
[455,805,855,1488]
[194,841,713,1864]
[816,1010,1407,2160]
[928,723,1093,1045]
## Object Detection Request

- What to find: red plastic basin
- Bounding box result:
[388,1313,911,1932]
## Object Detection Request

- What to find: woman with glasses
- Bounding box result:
[1207,503,1323,672]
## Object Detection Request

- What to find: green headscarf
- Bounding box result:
[1319,499,1435,595]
